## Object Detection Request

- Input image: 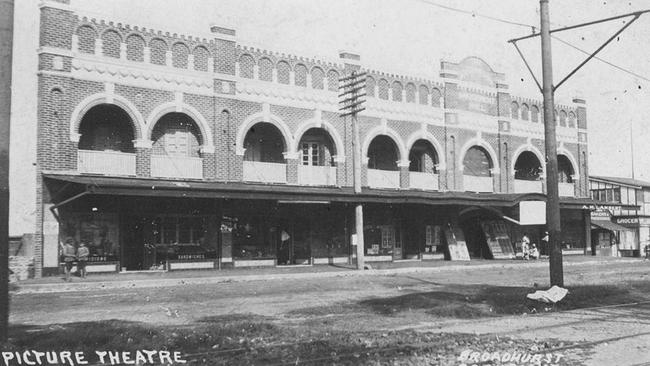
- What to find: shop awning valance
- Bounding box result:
[591,219,633,232]
[42,172,596,209]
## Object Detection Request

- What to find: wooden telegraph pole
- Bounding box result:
[339,71,367,270]
[509,1,648,287]
[0,0,14,343]
[539,0,564,286]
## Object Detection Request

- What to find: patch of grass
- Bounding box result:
[4,320,590,366]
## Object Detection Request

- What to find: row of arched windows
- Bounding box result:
[237,54,443,107]
[510,101,577,128]
[238,54,340,92]
[75,25,211,72]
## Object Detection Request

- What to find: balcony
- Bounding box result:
[463,175,493,192]
[77,149,136,176]
[368,169,400,189]
[297,165,336,186]
[243,161,287,183]
[514,179,543,193]
[151,155,203,179]
[559,182,575,197]
[409,172,439,191]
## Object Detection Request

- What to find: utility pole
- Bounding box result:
[539,0,563,286]
[0,0,14,343]
[509,2,649,287]
[339,71,367,270]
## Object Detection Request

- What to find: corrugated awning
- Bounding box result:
[591,219,633,232]
[42,172,594,209]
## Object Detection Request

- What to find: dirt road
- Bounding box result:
[7,259,650,365]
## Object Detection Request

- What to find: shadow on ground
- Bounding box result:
[289,281,650,319]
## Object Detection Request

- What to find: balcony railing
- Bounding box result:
[243,161,287,183]
[297,165,336,186]
[77,149,136,176]
[463,175,493,192]
[367,169,400,189]
[514,179,543,193]
[409,172,439,190]
[151,155,203,179]
[559,182,575,197]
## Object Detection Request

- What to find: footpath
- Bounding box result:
[11,256,641,294]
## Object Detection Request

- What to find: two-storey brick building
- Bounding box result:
[28,0,594,276]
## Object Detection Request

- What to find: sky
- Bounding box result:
[70,0,650,180]
[9,0,650,234]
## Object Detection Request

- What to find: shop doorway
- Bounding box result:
[122,216,147,270]
[460,217,491,259]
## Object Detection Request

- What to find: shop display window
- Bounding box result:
[424,225,445,254]
[60,213,120,262]
[152,216,216,261]
[232,217,276,259]
[364,224,399,256]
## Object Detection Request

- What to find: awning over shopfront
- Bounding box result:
[42,173,595,209]
[591,219,633,232]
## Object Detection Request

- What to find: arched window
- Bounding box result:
[409,140,438,173]
[531,105,540,123]
[193,46,209,72]
[243,123,286,163]
[365,76,376,97]
[298,128,336,167]
[172,43,189,68]
[327,70,339,91]
[151,113,203,158]
[294,64,307,87]
[392,81,403,102]
[258,58,273,82]
[418,85,429,105]
[463,146,492,177]
[431,88,442,107]
[514,151,542,180]
[378,79,389,100]
[239,54,255,79]
[101,30,121,58]
[521,104,530,121]
[559,110,567,127]
[78,104,135,153]
[558,155,574,183]
[511,102,519,119]
[568,112,576,128]
[149,38,168,66]
[76,26,97,54]
[368,135,399,170]
[405,83,416,103]
[276,61,290,84]
[126,34,145,62]
[311,67,324,89]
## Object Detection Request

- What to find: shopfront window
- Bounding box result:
[232,217,276,259]
[60,213,120,262]
[152,216,214,260]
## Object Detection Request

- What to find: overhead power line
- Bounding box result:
[413,0,533,28]
[412,0,650,84]
[551,35,650,84]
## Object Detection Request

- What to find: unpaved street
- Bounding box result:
[7,259,650,365]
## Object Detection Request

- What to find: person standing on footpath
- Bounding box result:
[77,242,90,278]
[521,232,531,260]
[60,238,77,281]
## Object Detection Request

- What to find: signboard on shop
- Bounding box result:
[519,201,546,225]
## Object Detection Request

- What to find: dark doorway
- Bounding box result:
[460,217,491,259]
